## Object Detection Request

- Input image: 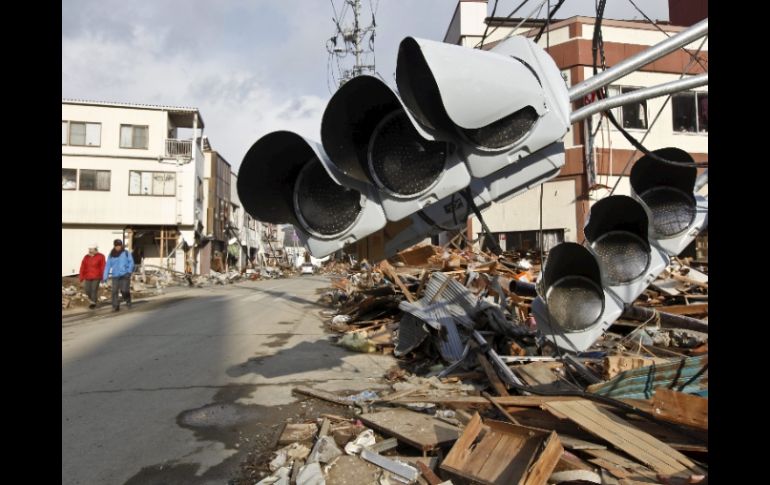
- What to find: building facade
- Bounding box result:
[62,100,205,276]
[443,1,707,254]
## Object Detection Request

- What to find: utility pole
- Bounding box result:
[327,0,377,88]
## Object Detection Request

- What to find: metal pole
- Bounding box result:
[570,73,708,123]
[568,18,708,101]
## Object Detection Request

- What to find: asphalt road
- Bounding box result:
[62,275,396,484]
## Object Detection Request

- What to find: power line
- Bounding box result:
[327,0,377,89]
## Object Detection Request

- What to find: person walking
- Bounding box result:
[79,243,105,309]
[103,239,135,312]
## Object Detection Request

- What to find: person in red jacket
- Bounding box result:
[79,243,106,309]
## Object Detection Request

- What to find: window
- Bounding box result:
[64,121,101,146]
[129,171,175,196]
[196,177,204,203]
[609,86,648,130]
[62,169,77,190]
[79,169,111,191]
[120,124,149,149]
[672,91,708,133]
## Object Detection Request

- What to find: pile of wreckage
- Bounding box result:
[254,243,707,485]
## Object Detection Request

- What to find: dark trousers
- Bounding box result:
[111,275,131,309]
[84,279,100,305]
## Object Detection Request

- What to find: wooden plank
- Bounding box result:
[652,389,708,430]
[390,395,585,407]
[359,408,462,452]
[278,423,318,445]
[584,449,660,482]
[544,400,704,475]
[379,260,416,302]
[649,303,708,316]
[483,391,520,425]
[441,412,482,472]
[416,461,443,485]
[294,386,351,406]
[523,431,563,485]
[477,352,511,396]
[442,415,562,485]
[515,361,576,393]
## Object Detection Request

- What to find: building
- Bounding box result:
[199,140,235,274]
[62,100,205,276]
[443,1,707,255]
[228,171,259,271]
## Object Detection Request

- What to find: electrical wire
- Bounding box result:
[592,0,706,169]
[474,0,531,49]
[533,0,566,43]
[626,0,708,71]
[479,0,499,50]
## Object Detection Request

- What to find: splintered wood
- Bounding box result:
[543,400,705,475]
[441,413,563,485]
[652,389,708,430]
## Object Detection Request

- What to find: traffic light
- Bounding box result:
[236,131,387,257]
[321,75,472,222]
[533,147,708,352]
[630,147,708,256]
[395,36,571,179]
[381,142,565,259]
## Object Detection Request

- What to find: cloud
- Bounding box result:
[63,26,328,169]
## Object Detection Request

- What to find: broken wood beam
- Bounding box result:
[476,352,511,396]
[621,304,708,333]
[294,386,351,406]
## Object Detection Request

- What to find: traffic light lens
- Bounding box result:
[640,187,696,238]
[460,106,538,150]
[546,276,603,331]
[592,231,650,284]
[294,159,362,236]
[368,110,447,197]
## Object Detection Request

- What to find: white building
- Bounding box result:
[443,1,707,254]
[62,100,205,276]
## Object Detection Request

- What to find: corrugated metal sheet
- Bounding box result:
[588,355,708,399]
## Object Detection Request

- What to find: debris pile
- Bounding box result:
[243,243,708,484]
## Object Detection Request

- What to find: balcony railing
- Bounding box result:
[165,138,192,158]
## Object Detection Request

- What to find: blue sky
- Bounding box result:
[62,0,669,169]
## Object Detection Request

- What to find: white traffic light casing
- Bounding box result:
[535,147,709,352]
[630,148,708,256]
[396,36,570,179]
[381,143,565,258]
[321,75,472,222]
[533,242,624,353]
[583,195,669,303]
[237,131,386,258]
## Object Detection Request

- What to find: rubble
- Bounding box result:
[236,242,708,484]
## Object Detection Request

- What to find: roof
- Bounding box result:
[62,98,205,128]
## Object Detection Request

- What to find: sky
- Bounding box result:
[62,0,669,170]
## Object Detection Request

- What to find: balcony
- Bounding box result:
[165,139,192,159]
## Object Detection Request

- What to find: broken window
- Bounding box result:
[608,86,648,130]
[129,170,175,196]
[62,168,77,190]
[672,91,708,133]
[79,169,111,191]
[67,121,101,146]
[120,124,149,149]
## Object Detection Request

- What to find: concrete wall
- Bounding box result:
[469,179,578,241]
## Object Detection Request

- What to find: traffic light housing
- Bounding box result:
[534,147,708,352]
[396,36,571,179]
[321,75,472,222]
[237,131,387,257]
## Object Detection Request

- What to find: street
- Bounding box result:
[62,275,396,485]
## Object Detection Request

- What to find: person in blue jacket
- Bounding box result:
[103,239,135,312]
